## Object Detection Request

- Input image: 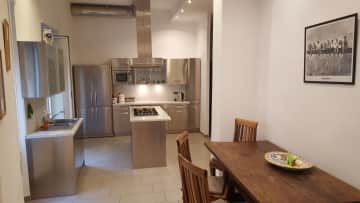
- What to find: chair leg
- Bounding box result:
[209,163,216,176]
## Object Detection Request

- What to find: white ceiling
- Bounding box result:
[70,0,212,21]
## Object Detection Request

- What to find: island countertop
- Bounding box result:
[130,106,171,123]
[26,118,84,139]
[113,100,190,106]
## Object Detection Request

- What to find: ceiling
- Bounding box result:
[70,0,212,21]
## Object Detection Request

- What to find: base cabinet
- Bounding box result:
[188,103,200,132]
[163,104,189,133]
[113,106,131,136]
[26,124,84,199]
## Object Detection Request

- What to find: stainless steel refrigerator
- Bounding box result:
[73,65,113,138]
[186,58,201,131]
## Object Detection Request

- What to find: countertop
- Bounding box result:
[130,106,171,123]
[26,118,83,139]
[113,100,190,106]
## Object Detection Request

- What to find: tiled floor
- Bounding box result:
[27,133,210,203]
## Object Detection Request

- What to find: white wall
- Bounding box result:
[15,0,71,41]
[212,0,360,189]
[71,12,200,64]
[212,0,264,141]
[0,0,25,202]
[263,0,360,189]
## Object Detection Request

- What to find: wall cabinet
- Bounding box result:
[163,104,189,133]
[18,41,65,98]
[166,59,188,85]
[113,106,131,136]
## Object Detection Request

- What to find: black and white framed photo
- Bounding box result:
[304,14,358,84]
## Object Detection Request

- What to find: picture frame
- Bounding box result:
[304,14,358,84]
[0,51,6,120]
[2,19,10,72]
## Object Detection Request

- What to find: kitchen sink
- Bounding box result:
[51,118,79,126]
[41,119,79,131]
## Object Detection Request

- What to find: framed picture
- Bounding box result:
[0,51,6,120]
[2,19,10,72]
[304,14,358,84]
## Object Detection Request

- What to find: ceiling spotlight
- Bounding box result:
[175,15,179,19]
[180,8,185,13]
[187,0,192,4]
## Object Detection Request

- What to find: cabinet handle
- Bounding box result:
[120,112,129,115]
[176,110,183,113]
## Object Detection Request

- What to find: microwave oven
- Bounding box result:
[112,70,133,84]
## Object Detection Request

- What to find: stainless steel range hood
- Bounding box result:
[71,3,135,17]
[132,0,165,67]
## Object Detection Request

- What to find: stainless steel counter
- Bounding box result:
[26,120,84,199]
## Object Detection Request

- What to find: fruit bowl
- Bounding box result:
[264,151,313,171]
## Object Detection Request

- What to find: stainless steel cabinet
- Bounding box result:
[18,41,65,98]
[113,106,131,136]
[163,104,188,133]
[26,123,84,198]
[188,103,200,132]
[166,59,188,85]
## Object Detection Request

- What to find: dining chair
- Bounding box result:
[176,132,229,202]
[178,154,228,203]
[210,118,258,176]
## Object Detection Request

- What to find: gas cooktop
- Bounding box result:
[133,107,158,116]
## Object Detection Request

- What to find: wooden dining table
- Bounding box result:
[205,141,360,203]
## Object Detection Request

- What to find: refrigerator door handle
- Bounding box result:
[90,91,92,106]
[94,91,97,106]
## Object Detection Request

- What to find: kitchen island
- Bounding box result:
[130,106,171,169]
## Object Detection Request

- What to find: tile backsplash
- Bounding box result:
[25,98,47,133]
[113,84,186,101]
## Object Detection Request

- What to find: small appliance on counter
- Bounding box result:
[118,94,125,103]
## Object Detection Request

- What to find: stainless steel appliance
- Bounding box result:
[111,58,134,85]
[18,41,65,98]
[73,65,113,137]
[186,58,201,131]
[133,107,158,116]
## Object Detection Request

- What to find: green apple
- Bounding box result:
[287,153,298,166]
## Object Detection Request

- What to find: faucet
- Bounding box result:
[48,110,65,122]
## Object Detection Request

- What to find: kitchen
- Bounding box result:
[12,0,211,202]
[3,0,360,203]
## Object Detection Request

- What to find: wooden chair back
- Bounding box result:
[176,131,192,162]
[178,154,211,203]
[233,118,258,143]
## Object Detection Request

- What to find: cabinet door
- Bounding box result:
[166,59,188,85]
[113,106,131,136]
[166,105,188,133]
[78,108,95,137]
[92,107,113,137]
[188,104,200,131]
